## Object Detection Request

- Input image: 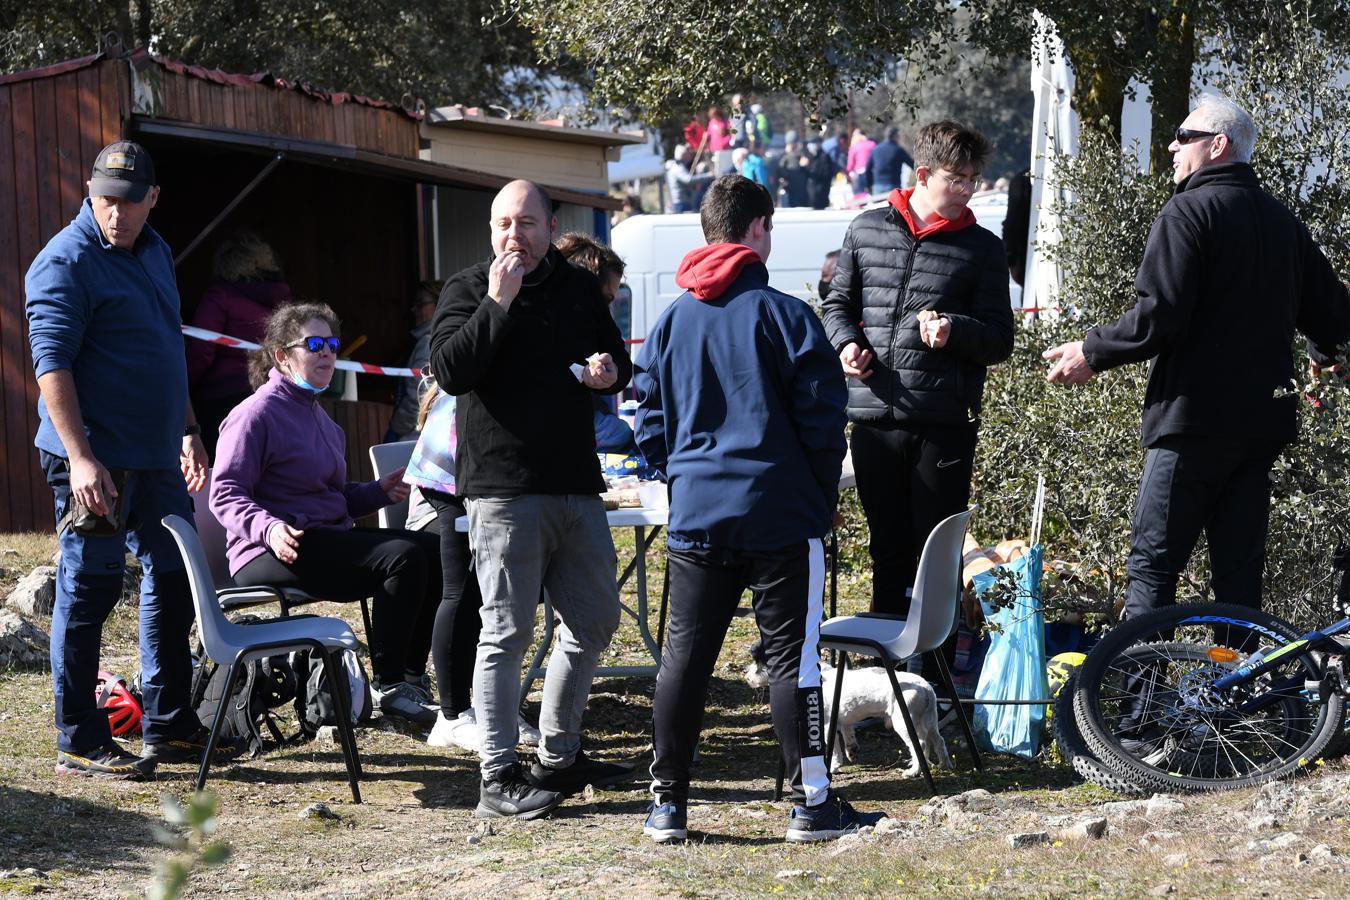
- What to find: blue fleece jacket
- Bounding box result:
[26,200,186,469]
[634,245,847,551]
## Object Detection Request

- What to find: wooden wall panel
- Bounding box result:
[0,85,21,533]
[54,74,83,216]
[5,82,40,533]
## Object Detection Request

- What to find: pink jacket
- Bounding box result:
[846,137,876,176]
[186,279,291,400]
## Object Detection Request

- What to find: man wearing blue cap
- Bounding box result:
[26,140,228,779]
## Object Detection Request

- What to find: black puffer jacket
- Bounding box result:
[821,205,1014,426]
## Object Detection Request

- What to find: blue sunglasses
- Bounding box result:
[286,336,341,353]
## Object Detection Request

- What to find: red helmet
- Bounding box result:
[95,671,143,737]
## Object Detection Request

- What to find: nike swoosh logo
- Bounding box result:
[936,459,962,468]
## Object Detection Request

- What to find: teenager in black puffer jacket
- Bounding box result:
[822,121,1013,622]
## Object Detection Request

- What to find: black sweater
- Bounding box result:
[821,205,1013,426]
[1083,163,1350,447]
[429,248,632,496]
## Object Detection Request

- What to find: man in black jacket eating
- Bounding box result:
[430,179,633,820]
[1044,94,1350,619]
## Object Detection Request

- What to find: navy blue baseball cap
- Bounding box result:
[89,141,157,201]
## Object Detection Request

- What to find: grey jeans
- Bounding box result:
[467,494,621,778]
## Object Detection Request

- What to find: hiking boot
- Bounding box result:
[525,750,634,796]
[375,681,437,726]
[142,726,245,765]
[56,742,156,780]
[475,764,562,820]
[785,793,885,843]
[643,801,688,844]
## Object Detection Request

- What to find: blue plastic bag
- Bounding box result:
[970,544,1049,758]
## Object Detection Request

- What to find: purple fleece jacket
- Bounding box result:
[210,368,390,575]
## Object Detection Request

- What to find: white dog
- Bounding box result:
[745,643,953,776]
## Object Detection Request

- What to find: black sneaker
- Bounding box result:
[525,750,634,796]
[56,742,156,780]
[142,726,245,765]
[1117,728,1171,767]
[375,681,438,726]
[785,793,884,843]
[475,764,563,820]
[643,801,688,844]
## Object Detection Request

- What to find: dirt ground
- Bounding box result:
[3,532,1350,899]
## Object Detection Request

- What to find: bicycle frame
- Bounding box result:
[1211,615,1350,692]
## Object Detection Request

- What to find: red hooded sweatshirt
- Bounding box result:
[675,243,763,300]
[888,187,975,238]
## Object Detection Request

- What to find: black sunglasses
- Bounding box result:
[286,336,341,353]
[1175,127,1219,144]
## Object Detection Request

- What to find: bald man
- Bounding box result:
[430,180,634,819]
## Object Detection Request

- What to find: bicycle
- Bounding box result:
[1068,549,1350,794]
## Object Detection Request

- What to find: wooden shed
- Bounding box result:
[0,48,628,533]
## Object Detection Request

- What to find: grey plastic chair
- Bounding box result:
[195,468,373,639]
[777,507,983,799]
[368,440,416,530]
[162,514,365,803]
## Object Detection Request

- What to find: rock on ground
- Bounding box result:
[6,567,55,618]
[1007,831,1051,849]
[0,609,49,668]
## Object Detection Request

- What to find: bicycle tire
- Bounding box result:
[1052,673,1149,796]
[1073,603,1343,793]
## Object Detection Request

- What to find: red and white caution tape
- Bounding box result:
[182,325,424,378]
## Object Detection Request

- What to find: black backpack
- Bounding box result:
[290,645,374,738]
[189,614,299,757]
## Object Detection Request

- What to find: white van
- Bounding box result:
[612,207,863,341]
[611,193,1014,342]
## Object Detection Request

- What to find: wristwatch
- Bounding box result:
[184,424,202,437]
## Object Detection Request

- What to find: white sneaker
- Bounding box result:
[429,706,543,752]
[427,711,460,748]
[517,715,542,747]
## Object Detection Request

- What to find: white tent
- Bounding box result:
[1022,11,1077,317]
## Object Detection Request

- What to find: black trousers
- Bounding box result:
[236,527,439,685]
[1125,435,1283,619]
[422,490,484,716]
[850,422,977,615]
[650,539,830,807]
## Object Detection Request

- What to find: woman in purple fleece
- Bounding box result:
[209,302,440,726]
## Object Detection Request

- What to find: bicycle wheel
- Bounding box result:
[1073,602,1343,793]
[1052,672,1150,796]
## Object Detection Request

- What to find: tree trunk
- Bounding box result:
[1147,10,1196,176]
[1068,49,1128,144]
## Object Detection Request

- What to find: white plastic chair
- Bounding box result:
[162,514,365,802]
[368,440,416,530]
[794,507,984,797]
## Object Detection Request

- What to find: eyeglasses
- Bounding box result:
[1174,127,1219,144]
[931,170,979,193]
[285,336,341,354]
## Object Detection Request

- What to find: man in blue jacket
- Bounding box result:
[634,174,881,844]
[26,141,223,779]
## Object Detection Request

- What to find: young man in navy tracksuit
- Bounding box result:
[634,175,882,843]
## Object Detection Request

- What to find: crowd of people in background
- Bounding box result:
[649,96,1014,217]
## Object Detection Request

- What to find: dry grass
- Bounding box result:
[3,530,1350,898]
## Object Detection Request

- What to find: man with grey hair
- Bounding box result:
[1044,94,1350,625]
